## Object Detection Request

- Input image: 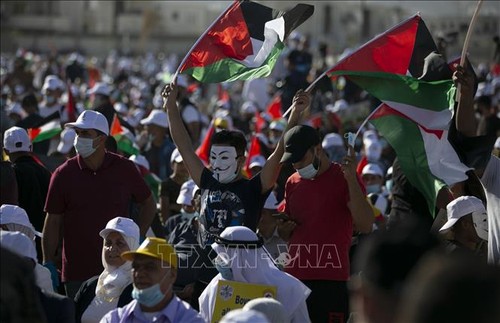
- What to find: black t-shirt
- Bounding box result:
[388,158,434,230]
[197,168,269,246]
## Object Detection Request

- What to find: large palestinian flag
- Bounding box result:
[178,0,314,83]
[343,71,471,215]
[327,14,449,80]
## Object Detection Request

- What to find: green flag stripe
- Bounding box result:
[32,128,62,143]
[329,71,455,112]
[182,43,284,83]
[370,113,445,215]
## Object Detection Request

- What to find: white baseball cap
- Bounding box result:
[57,128,76,154]
[3,126,31,153]
[65,110,109,136]
[140,109,169,128]
[129,154,150,171]
[88,82,111,97]
[170,148,183,164]
[99,217,140,243]
[322,133,344,149]
[41,75,65,95]
[0,204,41,238]
[325,99,348,114]
[269,119,287,132]
[264,192,279,210]
[0,231,38,262]
[440,196,486,233]
[113,102,128,115]
[249,155,266,169]
[362,163,384,177]
[176,180,197,206]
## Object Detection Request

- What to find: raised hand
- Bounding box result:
[291,89,311,115]
[341,146,357,183]
[161,82,178,111]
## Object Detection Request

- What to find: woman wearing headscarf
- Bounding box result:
[74,217,140,323]
[199,226,311,323]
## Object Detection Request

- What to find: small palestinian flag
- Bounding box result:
[178,0,314,83]
[29,120,62,143]
[110,114,139,156]
[344,71,471,215]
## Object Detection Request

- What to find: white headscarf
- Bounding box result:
[199,226,311,322]
[95,232,139,302]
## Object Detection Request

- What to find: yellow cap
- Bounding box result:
[214,117,229,129]
[121,237,177,268]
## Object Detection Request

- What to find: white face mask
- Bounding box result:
[74,136,98,158]
[472,210,488,241]
[296,152,319,179]
[210,146,239,184]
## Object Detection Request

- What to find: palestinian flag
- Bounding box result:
[344,71,471,215]
[327,14,448,80]
[110,114,139,156]
[178,0,314,83]
[266,92,283,119]
[29,120,62,143]
[243,135,263,178]
[196,121,215,166]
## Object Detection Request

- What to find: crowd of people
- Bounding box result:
[1,28,500,323]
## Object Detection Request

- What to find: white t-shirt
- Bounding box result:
[482,155,500,265]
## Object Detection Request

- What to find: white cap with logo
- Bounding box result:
[3,126,31,153]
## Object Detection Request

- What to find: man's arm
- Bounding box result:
[260,90,310,193]
[453,63,476,137]
[42,213,63,264]
[136,194,157,237]
[162,83,205,186]
[342,147,374,233]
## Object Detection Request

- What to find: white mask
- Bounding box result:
[472,211,488,241]
[296,152,319,179]
[210,146,239,184]
[74,136,98,158]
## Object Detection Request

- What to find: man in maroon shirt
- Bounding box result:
[42,110,156,298]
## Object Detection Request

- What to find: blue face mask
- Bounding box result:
[385,179,393,193]
[180,209,199,221]
[45,95,57,105]
[214,260,233,280]
[366,184,381,194]
[132,273,169,307]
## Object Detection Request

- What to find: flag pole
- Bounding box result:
[344,103,384,148]
[282,71,327,118]
[171,0,237,83]
[456,0,483,101]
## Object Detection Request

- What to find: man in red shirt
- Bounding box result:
[279,125,373,323]
[42,110,156,298]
